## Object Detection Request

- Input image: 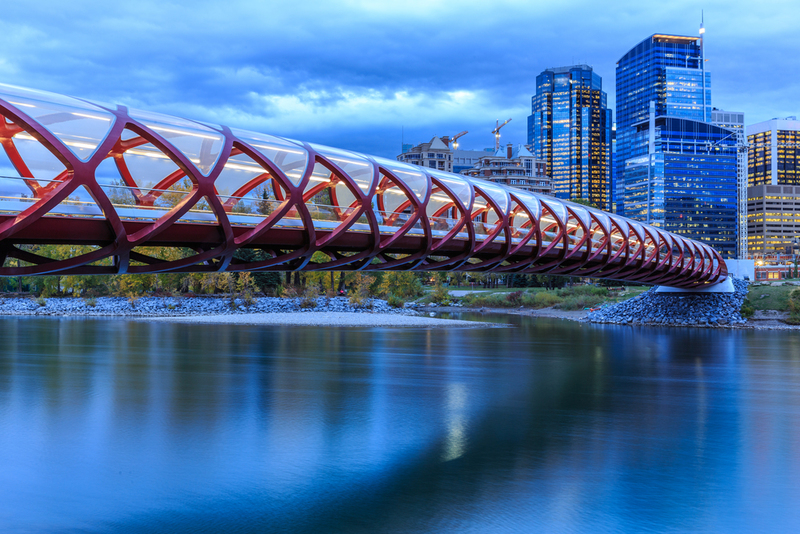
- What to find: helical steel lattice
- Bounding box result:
[0,83,727,288]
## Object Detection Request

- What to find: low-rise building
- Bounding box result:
[460,144,551,195]
[396,136,452,172]
[751,254,798,281]
[452,148,494,174]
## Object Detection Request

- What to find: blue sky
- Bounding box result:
[1,0,797,158]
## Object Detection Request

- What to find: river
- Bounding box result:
[0,314,799,533]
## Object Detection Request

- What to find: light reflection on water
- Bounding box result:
[0,315,799,533]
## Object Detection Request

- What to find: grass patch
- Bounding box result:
[459,284,653,310]
[555,285,608,299]
[746,284,793,312]
[461,292,525,308]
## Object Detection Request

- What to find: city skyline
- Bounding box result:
[0,1,796,159]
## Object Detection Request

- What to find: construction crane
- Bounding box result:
[492,119,512,151]
[450,131,468,150]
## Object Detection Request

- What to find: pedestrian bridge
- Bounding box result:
[0,83,727,289]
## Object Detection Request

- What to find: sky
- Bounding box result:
[0,0,798,158]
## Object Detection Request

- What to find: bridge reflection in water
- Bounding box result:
[0,83,725,288]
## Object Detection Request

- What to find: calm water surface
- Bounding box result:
[1,314,799,533]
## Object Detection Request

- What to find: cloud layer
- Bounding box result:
[1,0,797,157]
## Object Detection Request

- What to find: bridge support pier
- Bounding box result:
[655,277,735,294]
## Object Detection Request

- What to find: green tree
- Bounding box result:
[379,271,423,299]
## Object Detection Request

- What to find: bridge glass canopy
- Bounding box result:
[0,83,725,287]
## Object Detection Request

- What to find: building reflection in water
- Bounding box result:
[0,316,799,532]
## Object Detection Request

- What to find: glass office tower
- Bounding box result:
[527,65,613,210]
[616,34,737,258]
[746,118,800,256]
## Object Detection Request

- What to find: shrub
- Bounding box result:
[506,291,523,306]
[460,293,506,308]
[386,293,404,308]
[532,291,562,308]
[379,272,424,299]
[740,299,755,319]
[241,291,256,307]
[788,288,800,314]
[280,285,302,299]
[84,297,97,307]
[300,286,319,309]
[785,289,800,324]
[35,296,46,307]
[430,283,453,305]
[348,273,377,307]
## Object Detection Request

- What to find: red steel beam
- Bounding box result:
[0,83,728,288]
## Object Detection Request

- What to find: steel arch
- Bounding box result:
[0,83,727,288]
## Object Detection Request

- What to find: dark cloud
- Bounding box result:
[0,0,798,157]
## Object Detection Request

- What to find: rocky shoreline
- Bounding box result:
[1,279,797,330]
[0,295,420,318]
[587,278,750,328]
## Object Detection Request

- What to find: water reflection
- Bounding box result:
[0,316,799,532]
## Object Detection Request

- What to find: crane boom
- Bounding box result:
[492,119,512,151]
[451,130,468,150]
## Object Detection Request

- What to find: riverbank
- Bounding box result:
[0,295,418,317]
[421,304,589,322]
[0,295,499,328]
[421,302,800,331]
[3,288,799,330]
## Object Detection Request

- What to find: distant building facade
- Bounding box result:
[527,65,612,210]
[616,33,738,258]
[711,109,747,258]
[396,136,453,172]
[453,148,494,174]
[460,144,551,196]
[746,118,800,256]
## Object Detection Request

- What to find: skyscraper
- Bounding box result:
[711,108,746,258]
[616,33,738,258]
[527,65,612,210]
[746,117,800,256]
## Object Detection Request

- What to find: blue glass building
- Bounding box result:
[616,34,737,258]
[527,65,613,210]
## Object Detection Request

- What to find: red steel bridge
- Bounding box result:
[0,84,727,288]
